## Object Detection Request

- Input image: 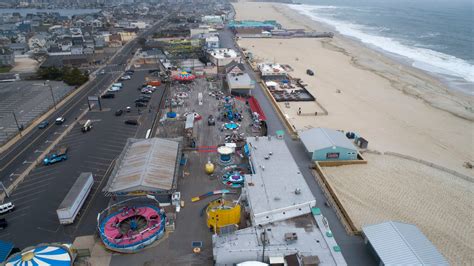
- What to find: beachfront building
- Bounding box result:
[103,138,181,196]
[202,15,224,28]
[299,127,358,161]
[228,20,280,33]
[225,61,254,95]
[257,63,288,80]
[208,48,241,68]
[205,36,219,50]
[362,221,449,265]
[212,136,346,265]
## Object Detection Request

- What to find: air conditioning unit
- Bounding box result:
[284,232,297,242]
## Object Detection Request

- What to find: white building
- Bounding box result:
[205,36,219,49]
[212,136,346,266]
[257,63,288,79]
[208,48,240,67]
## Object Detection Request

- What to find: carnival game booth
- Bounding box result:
[97,196,166,253]
[5,243,74,266]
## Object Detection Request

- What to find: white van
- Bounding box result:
[0,202,15,214]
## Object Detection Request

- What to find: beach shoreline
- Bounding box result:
[232,1,473,176]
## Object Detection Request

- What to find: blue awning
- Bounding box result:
[0,240,14,263]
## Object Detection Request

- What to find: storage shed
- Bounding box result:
[299,128,358,161]
[362,221,449,265]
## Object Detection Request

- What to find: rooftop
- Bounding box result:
[104,138,181,194]
[213,214,346,265]
[362,221,449,265]
[257,63,287,76]
[244,137,316,225]
[226,73,253,90]
[208,48,239,59]
[299,127,357,152]
[58,172,92,210]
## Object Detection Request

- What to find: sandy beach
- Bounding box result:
[232,0,473,263]
[232,1,473,177]
[322,152,473,265]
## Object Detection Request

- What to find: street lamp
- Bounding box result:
[12,111,22,136]
[45,80,57,110]
[0,181,9,198]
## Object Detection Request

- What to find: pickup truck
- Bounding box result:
[43,146,68,165]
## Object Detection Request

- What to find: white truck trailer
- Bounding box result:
[56,172,93,224]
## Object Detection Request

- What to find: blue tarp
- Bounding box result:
[0,240,14,263]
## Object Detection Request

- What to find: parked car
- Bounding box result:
[108,87,120,92]
[208,115,215,126]
[306,69,314,76]
[99,69,106,75]
[135,102,147,107]
[115,109,123,116]
[43,146,68,165]
[126,106,131,112]
[140,94,152,99]
[125,70,135,75]
[55,117,65,125]
[101,93,115,99]
[119,75,131,81]
[113,83,123,88]
[141,89,153,94]
[125,119,139,125]
[135,98,149,103]
[0,218,7,230]
[38,120,49,129]
[0,202,15,215]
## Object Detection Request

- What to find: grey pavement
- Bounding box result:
[219,28,376,265]
[0,81,73,145]
[0,69,166,249]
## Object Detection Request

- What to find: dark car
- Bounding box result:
[135,98,150,103]
[101,93,115,99]
[306,69,314,76]
[115,109,123,116]
[126,69,135,74]
[38,120,49,129]
[0,218,7,230]
[125,119,139,125]
[135,102,147,107]
[140,94,152,99]
[208,115,215,126]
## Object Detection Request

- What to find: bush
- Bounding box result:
[37,66,89,86]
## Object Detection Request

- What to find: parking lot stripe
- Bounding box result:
[10,188,46,202]
[83,160,111,167]
[11,182,50,197]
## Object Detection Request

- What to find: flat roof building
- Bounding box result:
[257,63,287,79]
[213,137,346,265]
[362,221,449,265]
[103,138,181,195]
[299,128,358,161]
[244,136,316,225]
[208,48,241,68]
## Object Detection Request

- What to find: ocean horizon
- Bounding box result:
[288,0,474,95]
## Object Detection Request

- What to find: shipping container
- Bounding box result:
[56,172,93,224]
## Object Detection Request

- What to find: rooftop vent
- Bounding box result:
[284,232,298,242]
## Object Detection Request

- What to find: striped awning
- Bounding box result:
[6,244,72,266]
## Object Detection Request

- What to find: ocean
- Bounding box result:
[0,8,100,18]
[288,0,474,95]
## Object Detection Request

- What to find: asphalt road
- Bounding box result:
[0,20,167,248]
[0,19,165,188]
[219,28,376,265]
[0,69,166,248]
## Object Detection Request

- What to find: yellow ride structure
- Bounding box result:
[206,198,241,233]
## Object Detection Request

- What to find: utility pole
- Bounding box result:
[12,111,22,136]
[45,80,57,110]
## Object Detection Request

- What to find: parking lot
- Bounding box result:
[0,81,73,145]
[0,69,166,248]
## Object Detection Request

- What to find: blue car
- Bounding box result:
[38,120,49,129]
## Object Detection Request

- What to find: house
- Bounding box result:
[299,127,358,161]
[225,61,254,95]
[362,221,449,265]
[9,43,29,55]
[94,36,105,48]
[58,38,72,52]
[70,45,83,55]
[28,33,48,50]
[83,47,94,55]
[0,48,14,67]
[108,34,122,47]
